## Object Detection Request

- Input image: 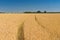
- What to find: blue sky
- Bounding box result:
[0,0,60,12]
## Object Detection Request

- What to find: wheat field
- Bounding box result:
[0,13,60,40]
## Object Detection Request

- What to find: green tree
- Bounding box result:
[37,11,41,13]
[44,11,46,13]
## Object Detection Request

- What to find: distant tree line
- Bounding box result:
[24,10,47,13]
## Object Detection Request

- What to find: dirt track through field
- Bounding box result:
[0,14,60,40]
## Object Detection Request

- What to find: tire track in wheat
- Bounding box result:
[34,15,60,40]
